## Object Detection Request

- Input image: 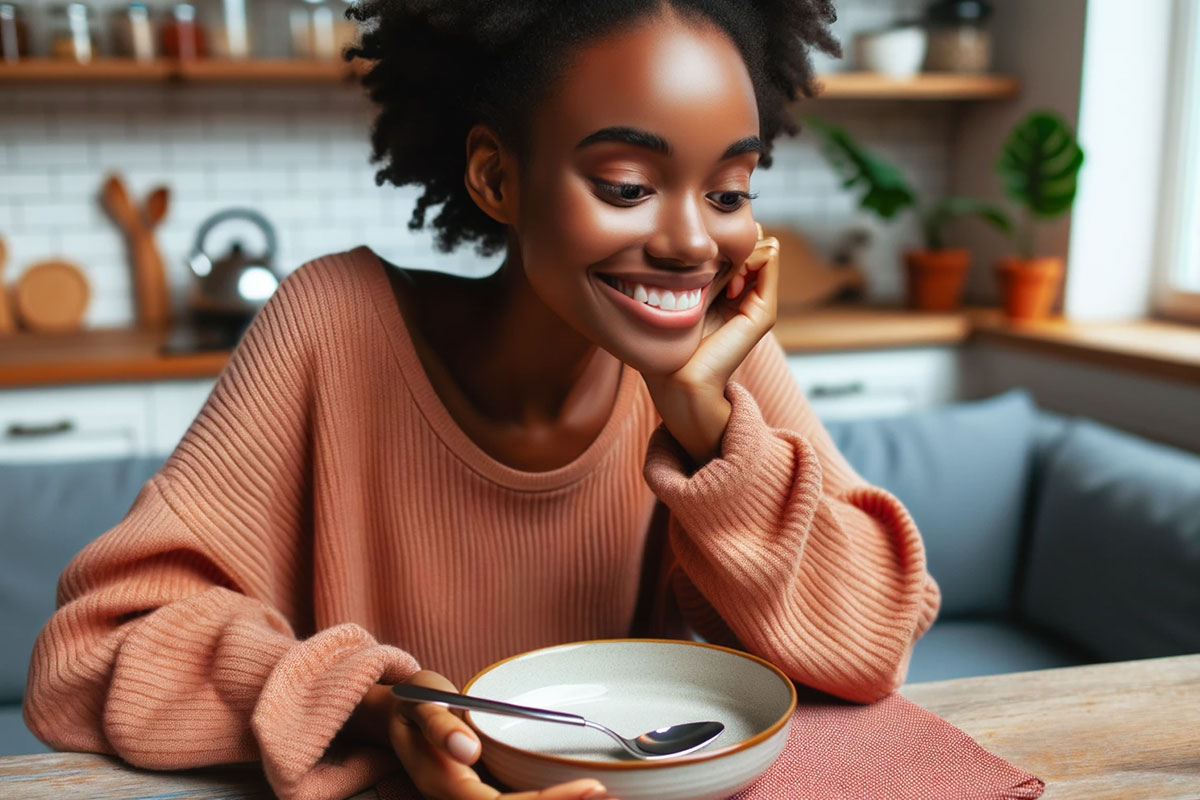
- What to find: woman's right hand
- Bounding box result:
[389,669,614,800]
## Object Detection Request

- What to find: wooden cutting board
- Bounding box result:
[13,259,90,332]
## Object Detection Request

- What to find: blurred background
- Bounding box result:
[1,0,1199,758]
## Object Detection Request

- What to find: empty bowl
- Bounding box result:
[461,638,797,800]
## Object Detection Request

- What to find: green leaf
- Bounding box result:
[922,197,1014,250]
[805,116,916,220]
[995,110,1085,219]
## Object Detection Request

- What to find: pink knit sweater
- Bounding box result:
[24,245,940,800]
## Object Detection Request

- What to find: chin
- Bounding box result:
[613,339,698,378]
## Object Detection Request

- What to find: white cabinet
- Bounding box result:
[787,346,961,420]
[0,385,152,461]
[0,379,217,462]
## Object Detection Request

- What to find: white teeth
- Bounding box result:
[605,275,701,311]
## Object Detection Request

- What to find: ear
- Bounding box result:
[463,124,518,225]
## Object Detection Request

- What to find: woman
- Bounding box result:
[24,2,941,799]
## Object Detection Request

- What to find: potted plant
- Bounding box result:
[805,115,1012,311]
[992,110,1085,320]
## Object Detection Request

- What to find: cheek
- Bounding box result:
[521,174,647,269]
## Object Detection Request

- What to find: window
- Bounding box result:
[1156,0,1200,321]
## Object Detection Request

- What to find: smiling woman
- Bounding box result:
[23,4,943,800]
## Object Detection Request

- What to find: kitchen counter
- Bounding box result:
[1,305,1199,389]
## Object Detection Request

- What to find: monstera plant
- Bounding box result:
[993,110,1086,319]
[806,115,1012,311]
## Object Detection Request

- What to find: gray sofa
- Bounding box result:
[3,388,1198,756]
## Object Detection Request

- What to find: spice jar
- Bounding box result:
[110,2,155,61]
[206,0,251,59]
[0,2,30,63]
[49,3,99,63]
[290,0,336,59]
[162,2,205,60]
[924,0,993,73]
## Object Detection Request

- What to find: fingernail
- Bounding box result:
[583,784,608,800]
[446,731,478,763]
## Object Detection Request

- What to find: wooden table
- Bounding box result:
[2,654,1197,799]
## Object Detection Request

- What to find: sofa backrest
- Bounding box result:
[0,456,165,704]
[824,388,1040,619]
[1019,416,1200,660]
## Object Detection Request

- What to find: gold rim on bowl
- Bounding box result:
[460,637,798,772]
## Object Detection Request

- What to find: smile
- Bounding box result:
[597,274,704,310]
[595,273,710,330]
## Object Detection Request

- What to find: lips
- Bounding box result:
[594,272,708,330]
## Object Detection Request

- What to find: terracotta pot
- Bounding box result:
[994,256,1064,320]
[903,248,970,311]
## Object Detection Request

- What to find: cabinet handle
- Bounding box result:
[5,419,76,438]
[808,381,866,399]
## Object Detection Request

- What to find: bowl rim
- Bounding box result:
[460,637,798,772]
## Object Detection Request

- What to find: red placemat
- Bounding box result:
[377,686,1045,800]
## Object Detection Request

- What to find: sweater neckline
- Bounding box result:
[354,244,640,492]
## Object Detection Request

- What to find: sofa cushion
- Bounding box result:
[0,705,49,756]
[0,456,164,705]
[824,388,1038,618]
[904,618,1093,684]
[1020,418,1200,661]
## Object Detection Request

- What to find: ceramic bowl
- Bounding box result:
[855,25,929,78]
[461,638,797,800]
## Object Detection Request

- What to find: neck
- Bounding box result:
[439,245,622,428]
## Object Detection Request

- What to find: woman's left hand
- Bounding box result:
[641,222,779,469]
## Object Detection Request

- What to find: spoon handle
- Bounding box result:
[391,684,587,728]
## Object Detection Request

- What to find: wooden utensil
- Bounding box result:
[0,237,15,335]
[13,259,90,332]
[101,173,172,331]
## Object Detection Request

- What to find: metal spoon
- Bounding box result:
[392,684,725,760]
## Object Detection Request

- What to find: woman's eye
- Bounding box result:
[708,190,758,212]
[593,180,649,206]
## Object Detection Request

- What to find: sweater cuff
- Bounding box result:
[643,380,815,532]
[253,623,421,800]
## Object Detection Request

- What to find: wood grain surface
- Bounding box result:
[900,653,1200,800]
[1,654,1195,799]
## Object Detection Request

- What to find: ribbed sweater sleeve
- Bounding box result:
[22,263,421,800]
[642,333,942,704]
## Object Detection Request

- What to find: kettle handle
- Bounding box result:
[188,208,278,274]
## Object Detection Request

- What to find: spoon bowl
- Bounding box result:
[391,683,725,760]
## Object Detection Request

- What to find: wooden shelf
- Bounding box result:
[0,57,365,84]
[0,328,229,388]
[0,59,1016,98]
[814,72,1019,100]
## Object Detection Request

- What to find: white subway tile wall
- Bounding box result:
[1,0,945,329]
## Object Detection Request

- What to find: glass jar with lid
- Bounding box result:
[923,0,993,73]
[204,0,252,59]
[162,2,206,60]
[49,2,99,63]
[290,0,336,59]
[110,2,155,61]
[0,2,31,63]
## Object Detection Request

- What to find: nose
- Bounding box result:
[644,192,719,267]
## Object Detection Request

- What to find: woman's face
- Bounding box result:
[511,12,762,377]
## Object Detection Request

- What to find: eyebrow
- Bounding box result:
[575,126,763,161]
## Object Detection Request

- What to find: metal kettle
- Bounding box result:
[185,208,281,317]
